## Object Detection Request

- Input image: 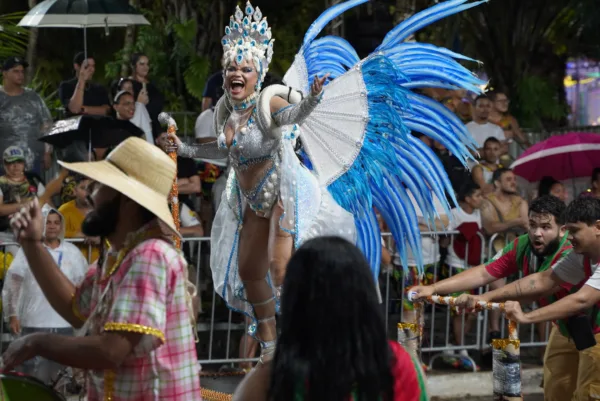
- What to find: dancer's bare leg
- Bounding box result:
[268,203,293,289]
[238,206,277,363]
[239,316,259,371]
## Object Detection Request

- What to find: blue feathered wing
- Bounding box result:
[283,0,486,279]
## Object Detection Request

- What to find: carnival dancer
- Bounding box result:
[454,197,600,401]
[411,195,578,398]
[170,0,485,363]
[2,137,201,401]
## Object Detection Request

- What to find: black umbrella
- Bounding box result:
[40,115,144,150]
[18,0,150,57]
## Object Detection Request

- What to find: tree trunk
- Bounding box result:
[120,0,140,77]
[25,0,38,84]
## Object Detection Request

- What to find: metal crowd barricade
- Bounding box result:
[0,230,552,371]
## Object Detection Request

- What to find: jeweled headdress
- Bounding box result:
[221,1,274,82]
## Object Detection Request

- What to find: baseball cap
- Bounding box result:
[2,57,29,72]
[3,146,26,163]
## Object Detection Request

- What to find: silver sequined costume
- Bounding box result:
[177,88,357,317]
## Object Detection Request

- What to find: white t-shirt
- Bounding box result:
[552,253,600,290]
[194,108,214,140]
[180,203,200,228]
[194,108,228,167]
[130,102,153,144]
[445,206,482,268]
[4,241,88,328]
[466,121,506,148]
[394,193,447,266]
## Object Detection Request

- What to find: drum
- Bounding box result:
[0,373,65,401]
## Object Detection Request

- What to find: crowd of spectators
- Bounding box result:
[1,54,599,375]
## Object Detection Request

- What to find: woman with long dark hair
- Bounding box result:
[233,236,428,401]
[129,53,164,129]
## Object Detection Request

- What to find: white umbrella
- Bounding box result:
[18,0,150,56]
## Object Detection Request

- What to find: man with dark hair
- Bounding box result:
[578,167,600,199]
[413,194,568,298]
[0,56,53,174]
[471,136,502,194]
[58,52,110,117]
[457,197,600,401]
[466,95,506,151]
[482,167,529,251]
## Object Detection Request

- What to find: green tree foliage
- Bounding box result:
[0,12,29,60]
[445,0,597,129]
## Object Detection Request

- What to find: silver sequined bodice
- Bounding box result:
[218,124,279,171]
[218,123,282,216]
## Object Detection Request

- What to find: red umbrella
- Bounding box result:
[511,132,600,182]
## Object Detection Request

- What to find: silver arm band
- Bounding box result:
[177,140,229,159]
[271,92,322,127]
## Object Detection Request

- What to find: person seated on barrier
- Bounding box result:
[454,197,600,401]
[1,138,202,401]
[435,180,483,369]
[1,205,88,385]
[58,175,101,263]
[232,236,427,401]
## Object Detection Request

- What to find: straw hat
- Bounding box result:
[58,137,179,235]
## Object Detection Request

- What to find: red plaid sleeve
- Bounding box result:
[102,240,175,357]
[72,264,97,322]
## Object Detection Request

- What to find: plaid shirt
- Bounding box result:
[73,236,202,400]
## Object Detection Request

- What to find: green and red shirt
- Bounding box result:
[485,234,576,336]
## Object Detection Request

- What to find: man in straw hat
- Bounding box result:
[2,137,202,400]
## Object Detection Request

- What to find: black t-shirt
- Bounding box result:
[177,157,197,179]
[434,148,470,208]
[203,72,224,108]
[177,157,198,207]
[58,78,110,117]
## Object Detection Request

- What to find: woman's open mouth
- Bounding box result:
[230,79,245,96]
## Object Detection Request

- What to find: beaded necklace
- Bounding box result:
[232,91,259,111]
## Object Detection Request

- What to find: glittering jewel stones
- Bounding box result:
[232,91,259,111]
[222,1,274,81]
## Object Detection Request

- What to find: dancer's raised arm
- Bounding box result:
[270,74,327,127]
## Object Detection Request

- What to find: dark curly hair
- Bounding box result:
[529,195,566,225]
[563,197,600,226]
[269,236,394,401]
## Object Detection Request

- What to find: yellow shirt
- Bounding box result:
[58,200,99,264]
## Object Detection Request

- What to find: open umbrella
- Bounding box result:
[18,0,150,56]
[511,132,600,182]
[41,115,144,150]
[511,132,600,199]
